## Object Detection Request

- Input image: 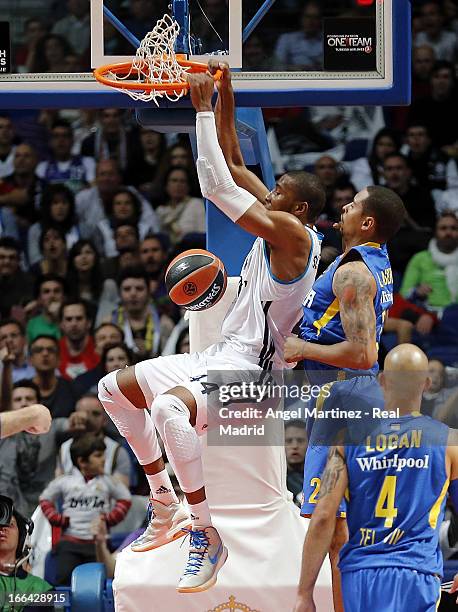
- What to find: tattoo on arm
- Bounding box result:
[333,263,376,347]
[318,447,346,499]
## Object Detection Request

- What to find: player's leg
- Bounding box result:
[329,518,348,612]
[301,445,347,612]
[98,366,190,551]
[148,385,227,593]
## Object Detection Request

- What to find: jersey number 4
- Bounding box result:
[375,475,398,528]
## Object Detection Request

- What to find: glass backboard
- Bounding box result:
[0,0,410,108]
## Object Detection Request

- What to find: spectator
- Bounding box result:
[0,380,40,514]
[383,153,436,230]
[29,33,73,73]
[66,239,118,323]
[101,222,142,281]
[318,181,356,258]
[0,237,34,318]
[313,155,343,209]
[350,128,401,192]
[36,120,95,193]
[28,185,92,266]
[75,159,157,234]
[408,60,458,151]
[30,226,68,278]
[400,212,458,313]
[10,379,87,511]
[285,419,307,506]
[0,508,54,610]
[72,323,124,398]
[30,335,76,418]
[421,358,456,419]
[59,300,100,380]
[0,319,35,382]
[98,188,155,258]
[153,142,200,200]
[26,274,65,343]
[124,128,165,200]
[403,123,448,192]
[415,1,457,62]
[155,167,206,245]
[52,0,91,60]
[274,1,323,70]
[412,44,436,98]
[57,393,131,487]
[0,143,45,229]
[39,433,131,585]
[81,110,138,171]
[101,341,132,374]
[110,266,173,359]
[139,233,177,319]
[14,17,47,73]
[0,115,16,178]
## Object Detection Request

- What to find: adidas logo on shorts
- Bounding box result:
[155,486,171,495]
[190,514,198,521]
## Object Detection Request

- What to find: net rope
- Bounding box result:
[107,14,190,105]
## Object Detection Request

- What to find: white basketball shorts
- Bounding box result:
[134,341,263,436]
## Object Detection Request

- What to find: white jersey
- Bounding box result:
[221,227,322,369]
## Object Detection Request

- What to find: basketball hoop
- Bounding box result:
[93,14,221,105]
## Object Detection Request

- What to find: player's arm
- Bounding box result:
[188,73,308,252]
[285,261,378,369]
[295,446,348,610]
[210,61,270,203]
[0,404,51,439]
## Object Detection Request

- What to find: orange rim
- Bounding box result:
[93,57,222,93]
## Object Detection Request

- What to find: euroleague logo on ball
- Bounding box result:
[183,282,197,296]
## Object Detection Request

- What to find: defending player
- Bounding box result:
[98,67,325,593]
[293,344,458,612]
[284,183,406,610]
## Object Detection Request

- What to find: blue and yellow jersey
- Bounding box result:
[339,414,450,576]
[300,242,393,380]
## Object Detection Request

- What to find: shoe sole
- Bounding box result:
[176,546,228,593]
[131,520,192,553]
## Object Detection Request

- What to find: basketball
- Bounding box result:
[165,249,227,311]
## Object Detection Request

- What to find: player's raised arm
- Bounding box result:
[285,260,378,369]
[187,73,311,253]
[209,61,270,203]
[294,446,348,612]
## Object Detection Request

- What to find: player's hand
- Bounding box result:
[68,411,88,433]
[293,594,316,612]
[207,59,231,91]
[284,336,307,363]
[25,404,52,434]
[449,572,458,602]
[187,72,215,113]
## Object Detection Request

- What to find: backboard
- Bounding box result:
[0,0,410,108]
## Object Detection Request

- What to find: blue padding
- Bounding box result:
[71,562,106,612]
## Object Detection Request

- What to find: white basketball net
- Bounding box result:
[109,14,190,105]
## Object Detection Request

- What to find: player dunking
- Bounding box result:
[293,344,458,612]
[284,184,406,610]
[98,66,325,593]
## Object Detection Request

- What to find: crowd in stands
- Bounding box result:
[0,0,458,596]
